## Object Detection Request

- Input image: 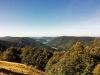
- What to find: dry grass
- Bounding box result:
[0,61,46,75]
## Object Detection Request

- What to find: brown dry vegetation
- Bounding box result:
[0,61,46,75]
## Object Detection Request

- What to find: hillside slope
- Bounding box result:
[4,37,45,47]
[46,36,100,51]
[45,42,100,75]
[0,61,46,75]
[0,40,23,48]
[0,37,53,50]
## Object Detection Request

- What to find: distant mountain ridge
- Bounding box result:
[0,36,13,40]
[4,37,45,47]
[0,37,54,51]
[1,36,100,51]
[0,37,43,48]
[46,36,100,51]
[0,40,23,49]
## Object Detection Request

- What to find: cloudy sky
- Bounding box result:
[0,0,100,37]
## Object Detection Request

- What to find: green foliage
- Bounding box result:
[0,37,51,49]
[1,47,21,62]
[92,64,100,75]
[21,47,53,71]
[5,37,46,47]
[0,40,23,48]
[46,36,97,51]
[90,47,100,58]
[1,36,100,75]
[45,52,63,74]
[45,42,97,75]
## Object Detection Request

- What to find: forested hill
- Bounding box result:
[0,40,23,48]
[1,36,100,75]
[0,36,12,40]
[46,36,100,51]
[45,42,100,75]
[0,37,48,47]
[4,37,45,47]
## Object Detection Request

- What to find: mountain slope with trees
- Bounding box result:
[0,37,53,50]
[46,36,100,51]
[4,37,45,47]
[1,36,100,75]
[45,42,100,75]
[0,46,53,71]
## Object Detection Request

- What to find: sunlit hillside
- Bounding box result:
[0,61,46,75]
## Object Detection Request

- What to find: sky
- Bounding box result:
[0,0,100,37]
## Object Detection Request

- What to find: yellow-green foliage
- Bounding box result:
[90,47,100,58]
[1,47,21,62]
[93,64,100,75]
[21,46,53,71]
[45,42,98,75]
[45,52,63,74]
[0,61,46,75]
[46,36,96,51]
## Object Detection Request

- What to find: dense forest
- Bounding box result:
[0,36,100,75]
[46,36,100,51]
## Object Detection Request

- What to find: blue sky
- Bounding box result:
[0,0,100,37]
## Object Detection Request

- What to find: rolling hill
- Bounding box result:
[0,37,53,50]
[0,36,13,40]
[3,37,45,47]
[0,61,46,75]
[45,42,100,75]
[0,40,23,48]
[46,36,100,51]
[1,36,100,75]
